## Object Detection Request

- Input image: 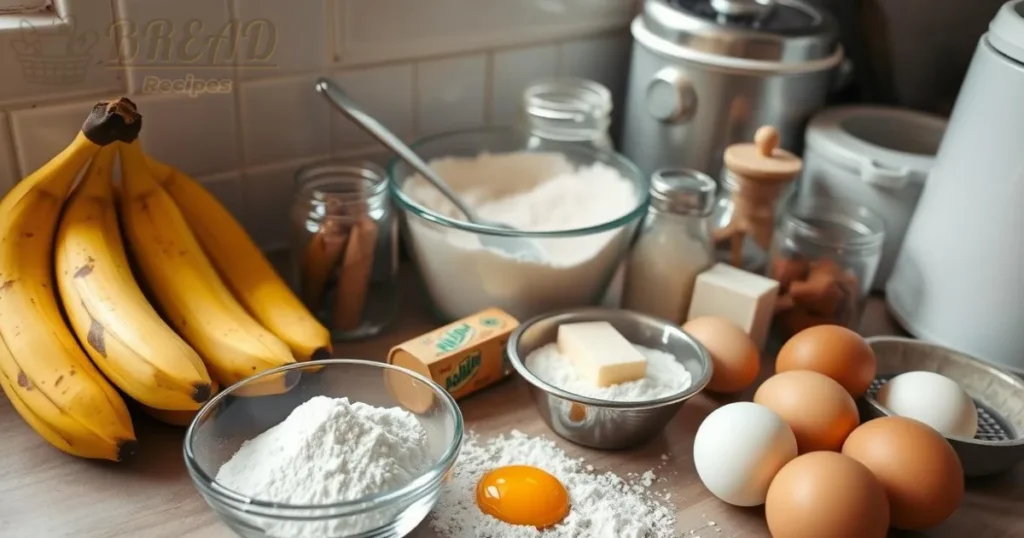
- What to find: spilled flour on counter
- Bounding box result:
[215,396,430,538]
[526,343,692,401]
[431,430,676,538]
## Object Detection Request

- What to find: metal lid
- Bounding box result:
[638,0,839,64]
[988,0,1024,64]
[650,168,717,215]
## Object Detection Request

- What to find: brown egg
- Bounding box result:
[766,451,890,538]
[753,370,859,453]
[776,324,877,397]
[683,316,760,393]
[842,417,964,530]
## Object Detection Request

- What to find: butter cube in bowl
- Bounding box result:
[507,308,713,449]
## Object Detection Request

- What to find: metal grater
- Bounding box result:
[866,376,1015,442]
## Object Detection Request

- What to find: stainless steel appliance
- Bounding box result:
[621,0,844,177]
[886,0,1024,375]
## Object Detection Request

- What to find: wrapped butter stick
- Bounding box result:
[332,217,378,332]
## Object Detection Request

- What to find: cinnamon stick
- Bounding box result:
[331,217,379,332]
[300,219,348,308]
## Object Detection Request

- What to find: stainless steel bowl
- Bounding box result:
[861,337,1024,477]
[507,308,712,450]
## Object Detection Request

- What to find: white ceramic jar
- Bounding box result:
[797,106,947,290]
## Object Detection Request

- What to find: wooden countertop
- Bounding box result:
[1,272,1021,538]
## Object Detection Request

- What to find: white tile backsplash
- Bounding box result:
[240,74,330,166]
[133,91,239,176]
[9,96,106,176]
[559,33,631,98]
[0,112,17,197]
[491,45,559,127]
[0,0,635,250]
[194,170,244,222]
[242,159,304,249]
[329,64,413,155]
[338,0,635,66]
[113,0,234,95]
[416,54,486,134]
[233,0,330,80]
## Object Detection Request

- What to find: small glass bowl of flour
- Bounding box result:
[184,359,463,538]
[507,308,714,450]
[388,127,649,322]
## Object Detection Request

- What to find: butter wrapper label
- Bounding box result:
[388,308,518,400]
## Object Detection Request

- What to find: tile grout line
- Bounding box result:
[483,51,495,127]
[410,60,421,140]
[326,0,339,156]
[2,112,21,182]
[226,0,250,223]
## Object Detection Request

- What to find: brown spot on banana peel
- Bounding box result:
[87,318,107,357]
[0,280,14,292]
[16,371,31,390]
[74,263,94,279]
[54,375,63,387]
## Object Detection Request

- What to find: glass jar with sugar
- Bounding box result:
[622,169,717,324]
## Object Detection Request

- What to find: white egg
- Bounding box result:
[876,371,979,438]
[692,402,798,507]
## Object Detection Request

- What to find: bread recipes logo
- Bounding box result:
[11,17,278,96]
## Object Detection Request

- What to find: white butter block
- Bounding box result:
[687,263,779,348]
[557,321,647,387]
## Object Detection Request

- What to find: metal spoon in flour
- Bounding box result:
[315,78,544,261]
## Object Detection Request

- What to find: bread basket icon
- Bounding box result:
[10,18,97,86]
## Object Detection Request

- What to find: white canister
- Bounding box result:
[798,106,947,291]
[887,0,1024,374]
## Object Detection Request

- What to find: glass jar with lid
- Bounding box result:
[623,168,716,324]
[769,196,885,337]
[291,160,399,340]
[519,78,614,152]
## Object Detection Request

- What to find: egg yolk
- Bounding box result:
[475,465,570,528]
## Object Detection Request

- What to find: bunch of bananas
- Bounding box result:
[0,99,331,461]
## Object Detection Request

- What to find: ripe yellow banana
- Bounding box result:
[141,380,219,427]
[146,158,331,362]
[118,140,297,390]
[0,100,141,461]
[56,145,213,411]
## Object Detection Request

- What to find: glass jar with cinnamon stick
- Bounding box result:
[291,161,398,340]
[770,197,885,336]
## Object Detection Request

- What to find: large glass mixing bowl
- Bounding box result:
[388,127,649,321]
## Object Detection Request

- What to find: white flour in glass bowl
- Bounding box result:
[401,152,640,320]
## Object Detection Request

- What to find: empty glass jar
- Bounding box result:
[769,197,885,336]
[520,78,614,152]
[291,161,399,340]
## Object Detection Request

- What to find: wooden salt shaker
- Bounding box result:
[712,126,803,268]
